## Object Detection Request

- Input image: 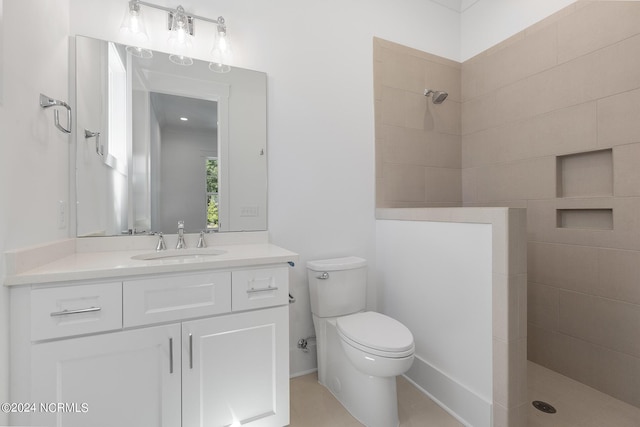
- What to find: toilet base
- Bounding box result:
[314,315,401,427]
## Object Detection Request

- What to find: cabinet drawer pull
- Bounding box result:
[189,334,193,369]
[246,286,278,294]
[50,307,102,317]
[169,338,174,374]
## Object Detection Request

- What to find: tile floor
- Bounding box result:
[289,361,640,426]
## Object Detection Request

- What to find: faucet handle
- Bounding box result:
[155,232,167,251]
[197,230,207,248]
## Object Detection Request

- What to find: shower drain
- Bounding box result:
[532,400,557,414]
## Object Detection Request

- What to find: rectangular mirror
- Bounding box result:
[74,36,267,236]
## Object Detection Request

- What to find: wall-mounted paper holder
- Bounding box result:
[39,93,72,134]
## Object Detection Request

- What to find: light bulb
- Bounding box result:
[168,5,193,51]
[209,17,232,73]
[120,0,149,43]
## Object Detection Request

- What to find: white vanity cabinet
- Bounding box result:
[10,265,290,427]
[30,323,182,427]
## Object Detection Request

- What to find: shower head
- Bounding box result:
[424,89,448,104]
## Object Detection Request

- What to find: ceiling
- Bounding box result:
[150,92,218,132]
[430,0,480,13]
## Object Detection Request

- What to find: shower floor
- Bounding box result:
[289,361,640,426]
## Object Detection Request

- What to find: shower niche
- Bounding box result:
[555,149,613,230]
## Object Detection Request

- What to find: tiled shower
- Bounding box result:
[376,1,640,409]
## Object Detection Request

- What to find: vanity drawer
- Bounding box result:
[232,267,289,311]
[31,282,123,341]
[123,271,231,327]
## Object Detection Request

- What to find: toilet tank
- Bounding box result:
[307,256,367,318]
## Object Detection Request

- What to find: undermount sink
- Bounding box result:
[131,248,227,261]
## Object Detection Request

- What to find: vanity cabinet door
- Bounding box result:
[182,305,289,427]
[30,324,181,427]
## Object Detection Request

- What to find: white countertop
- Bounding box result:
[4,233,299,286]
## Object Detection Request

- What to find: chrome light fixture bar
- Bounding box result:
[121,0,232,72]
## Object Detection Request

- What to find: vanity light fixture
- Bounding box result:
[120,1,153,58]
[120,0,233,71]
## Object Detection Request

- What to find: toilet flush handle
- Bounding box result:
[318,272,330,280]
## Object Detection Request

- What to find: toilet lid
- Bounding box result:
[337,312,414,357]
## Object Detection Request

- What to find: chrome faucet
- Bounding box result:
[155,232,167,251]
[176,221,186,249]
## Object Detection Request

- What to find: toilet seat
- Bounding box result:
[337,312,414,358]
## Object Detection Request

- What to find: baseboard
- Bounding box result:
[289,345,317,378]
[405,355,492,427]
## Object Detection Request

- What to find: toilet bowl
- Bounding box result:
[307,257,415,427]
[337,311,415,378]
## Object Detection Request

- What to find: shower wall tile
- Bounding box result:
[592,346,640,408]
[558,290,597,343]
[374,37,461,208]
[598,88,640,148]
[478,24,558,99]
[381,127,460,169]
[424,167,461,203]
[527,282,559,331]
[380,163,425,203]
[377,46,426,94]
[596,248,640,305]
[613,143,640,197]
[461,91,498,135]
[463,102,597,169]
[556,1,640,64]
[592,298,640,359]
[528,242,598,294]
[380,86,405,127]
[473,157,555,202]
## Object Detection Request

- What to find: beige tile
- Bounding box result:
[528,282,559,331]
[380,86,405,127]
[553,333,598,388]
[461,91,498,135]
[592,297,640,358]
[558,290,597,343]
[613,143,640,197]
[598,89,640,148]
[508,208,528,276]
[289,373,464,427]
[482,22,558,95]
[381,163,425,203]
[527,242,598,293]
[591,346,640,408]
[527,325,561,372]
[557,1,640,63]
[424,167,461,203]
[404,90,429,130]
[596,248,640,305]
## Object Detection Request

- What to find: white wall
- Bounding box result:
[0,0,71,422]
[377,219,493,425]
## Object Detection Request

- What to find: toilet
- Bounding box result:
[307,256,415,427]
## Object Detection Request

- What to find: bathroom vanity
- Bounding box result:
[5,234,297,427]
